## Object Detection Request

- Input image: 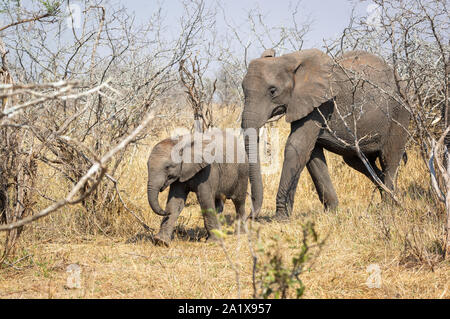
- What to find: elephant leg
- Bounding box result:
[215,198,224,214]
[377,101,410,202]
[306,145,339,210]
[232,198,247,234]
[197,190,221,242]
[275,115,322,220]
[343,154,384,192]
[154,183,187,247]
[231,168,248,232]
[379,144,407,202]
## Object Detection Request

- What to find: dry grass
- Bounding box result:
[1,107,449,299]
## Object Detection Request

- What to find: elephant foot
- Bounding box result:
[275,198,293,222]
[153,233,171,247]
[324,204,339,213]
[247,210,263,221]
[272,212,291,223]
[323,198,339,211]
[234,222,247,234]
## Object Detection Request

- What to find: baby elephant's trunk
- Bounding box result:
[147,180,169,216]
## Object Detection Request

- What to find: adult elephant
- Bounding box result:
[241,49,410,220]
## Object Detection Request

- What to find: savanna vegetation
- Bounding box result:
[0,0,448,298]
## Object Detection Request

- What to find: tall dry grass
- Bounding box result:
[0,105,449,298]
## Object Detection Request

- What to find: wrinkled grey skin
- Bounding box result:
[241,49,410,219]
[147,131,249,246]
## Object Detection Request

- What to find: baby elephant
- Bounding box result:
[147,129,250,246]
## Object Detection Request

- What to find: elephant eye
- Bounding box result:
[268,86,277,97]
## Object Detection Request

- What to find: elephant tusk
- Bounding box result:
[268,105,287,123]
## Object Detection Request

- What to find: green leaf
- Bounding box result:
[210,229,227,239]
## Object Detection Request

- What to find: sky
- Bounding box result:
[1,0,377,80]
[120,0,371,52]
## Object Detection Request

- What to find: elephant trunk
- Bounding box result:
[242,119,263,218]
[147,179,169,217]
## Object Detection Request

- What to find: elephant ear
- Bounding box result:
[284,49,334,123]
[260,48,276,58]
[178,134,215,182]
[179,161,209,183]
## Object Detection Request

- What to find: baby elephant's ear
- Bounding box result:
[179,135,215,182]
[179,162,209,182]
